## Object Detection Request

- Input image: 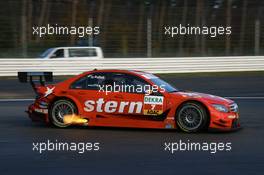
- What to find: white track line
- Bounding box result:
[225,97,264,99]
[0,99,34,102]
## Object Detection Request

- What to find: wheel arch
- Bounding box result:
[175,100,211,129]
[48,95,81,114]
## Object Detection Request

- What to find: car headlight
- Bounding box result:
[229,103,238,113]
[212,104,229,113]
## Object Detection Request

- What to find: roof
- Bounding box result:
[82,69,151,76]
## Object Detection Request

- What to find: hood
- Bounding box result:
[174,91,233,105]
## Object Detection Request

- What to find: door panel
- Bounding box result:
[67,71,169,128]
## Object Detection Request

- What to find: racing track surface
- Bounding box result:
[0,72,264,175]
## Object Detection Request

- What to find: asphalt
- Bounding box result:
[0,72,264,175]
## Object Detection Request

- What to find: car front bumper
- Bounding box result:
[209,110,241,131]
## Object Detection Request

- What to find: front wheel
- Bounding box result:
[176,102,209,133]
[49,99,77,128]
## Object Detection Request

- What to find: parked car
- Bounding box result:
[39,47,103,59]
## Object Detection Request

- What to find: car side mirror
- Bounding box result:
[145,90,163,96]
[144,89,152,95]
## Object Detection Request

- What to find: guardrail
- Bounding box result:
[0,56,264,76]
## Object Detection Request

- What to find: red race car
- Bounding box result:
[18,69,240,132]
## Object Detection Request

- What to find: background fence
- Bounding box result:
[1,56,264,76]
[0,0,263,58]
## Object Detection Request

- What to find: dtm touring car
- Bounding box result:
[18,70,240,132]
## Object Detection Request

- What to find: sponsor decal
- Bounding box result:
[84,98,142,114]
[34,108,48,114]
[44,87,55,97]
[87,74,105,80]
[83,96,164,116]
[165,124,174,129]
[144,96,163,104]
[143,96,164,115]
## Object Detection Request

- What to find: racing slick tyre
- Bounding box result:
[49,99,77,128]
[176,102,209,133]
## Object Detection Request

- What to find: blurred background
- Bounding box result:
[0,0,263,58]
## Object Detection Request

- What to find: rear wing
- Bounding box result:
[18,72,53,92]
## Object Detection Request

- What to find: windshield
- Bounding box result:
[150,77,178,93]
[40,48,54,58]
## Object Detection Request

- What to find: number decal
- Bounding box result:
[143,96,164,115]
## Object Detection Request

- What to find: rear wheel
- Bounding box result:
[49,99,77,128]
[176,102,209,133]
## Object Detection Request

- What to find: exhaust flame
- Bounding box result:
[63,114,88,125]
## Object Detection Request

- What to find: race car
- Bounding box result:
[18,69,240,132]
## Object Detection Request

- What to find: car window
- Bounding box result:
[40,48,54,58]
[150,77,178,92]
[86,73,106,90]
[71,72,153,94]
[51,49,64,58]
[70,73,106,90]
[70,76,87,89]
[69,48,97,57]
[105,73,151,94]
